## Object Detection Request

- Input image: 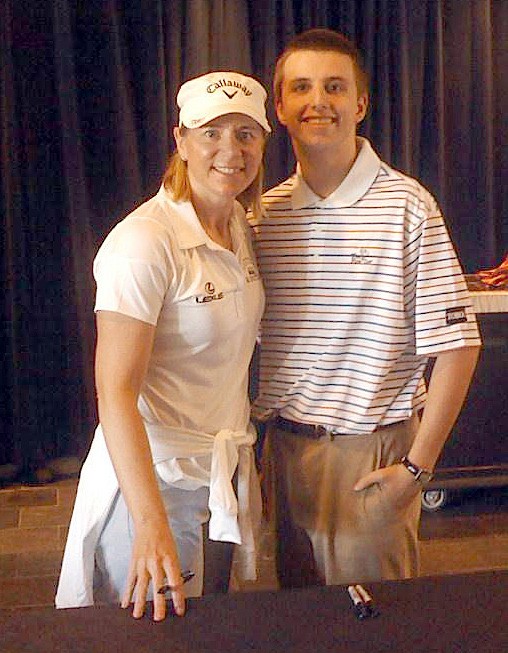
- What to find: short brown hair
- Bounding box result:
[273,28,369,103]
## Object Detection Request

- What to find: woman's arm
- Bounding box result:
[95,310,185,621]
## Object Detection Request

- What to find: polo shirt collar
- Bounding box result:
[156,185,244,251]
[291,137,381,210]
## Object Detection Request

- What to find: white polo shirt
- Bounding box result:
[251,138,481,434]
[95,184,264,437]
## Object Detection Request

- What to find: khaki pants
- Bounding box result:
[264,415,421,588]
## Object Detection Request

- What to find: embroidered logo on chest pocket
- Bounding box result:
[195,281,224,303]
[351,248,374,265]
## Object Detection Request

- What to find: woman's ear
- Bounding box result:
[173,126,187,161]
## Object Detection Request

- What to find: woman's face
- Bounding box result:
[174,113,265,206]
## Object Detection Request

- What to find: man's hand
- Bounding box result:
[354,463,421,514]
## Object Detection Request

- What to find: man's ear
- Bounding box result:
[173,126,187,161]
[356,92,369,124]
[275,100,288,127]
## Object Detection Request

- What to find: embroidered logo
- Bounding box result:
[446,306,467,325]
[196,281,224,304]
[242,257,260,282]
[206,78,252,98]
[351,248,373,265]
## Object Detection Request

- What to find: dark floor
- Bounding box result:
[0,481,506,609]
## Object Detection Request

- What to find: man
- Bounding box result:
[251,29,481,588]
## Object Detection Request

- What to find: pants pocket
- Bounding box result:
[362,483,403,527]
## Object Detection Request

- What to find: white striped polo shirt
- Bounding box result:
[250,138,481,434]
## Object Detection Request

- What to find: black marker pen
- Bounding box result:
[347,585,370,620]
[355,584,380,618]
[157,570,195,595]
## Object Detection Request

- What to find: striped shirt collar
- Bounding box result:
[291,137,381,210]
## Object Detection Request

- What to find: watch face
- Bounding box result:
[420,471,434,485]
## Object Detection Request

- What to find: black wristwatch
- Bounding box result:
[400,456,434,486]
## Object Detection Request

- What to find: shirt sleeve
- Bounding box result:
[93,216,171,325]
[404,189,481,356]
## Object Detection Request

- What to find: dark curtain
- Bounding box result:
[0,0,506,483]
[0,0,252,481]
[249,0,507,270]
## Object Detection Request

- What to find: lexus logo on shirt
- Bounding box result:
[196,281,224,303]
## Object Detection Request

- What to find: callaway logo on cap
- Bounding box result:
[177,71,271,132]
[206,78,252,98]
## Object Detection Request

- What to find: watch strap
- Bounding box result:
[400,455,434,485]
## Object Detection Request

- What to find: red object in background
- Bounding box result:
[477,253,508,288]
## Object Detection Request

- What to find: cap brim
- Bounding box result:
[180,103,271,133]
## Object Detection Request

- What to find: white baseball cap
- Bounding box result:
[177,71,271,133]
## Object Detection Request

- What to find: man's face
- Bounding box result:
[276,50,368,154]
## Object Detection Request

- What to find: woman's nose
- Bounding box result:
[218,131,243,155]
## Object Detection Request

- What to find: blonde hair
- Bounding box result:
[162,128,266,222]
[163,152,192,202]
[273,28,369,104]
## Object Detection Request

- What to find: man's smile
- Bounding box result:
[300,116,337,125]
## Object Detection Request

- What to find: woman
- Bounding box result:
[56,71,270,621]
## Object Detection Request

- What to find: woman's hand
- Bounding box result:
[121,519,186,621]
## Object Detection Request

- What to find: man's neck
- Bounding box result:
[295,139,360,199]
